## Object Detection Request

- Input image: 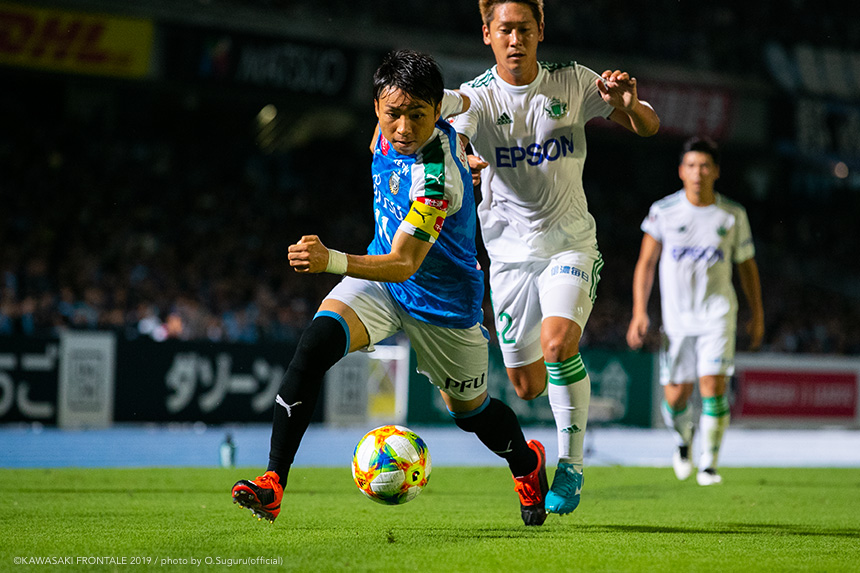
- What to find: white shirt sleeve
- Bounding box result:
[440,89,465,119]
[450,83,480,142]
[732,207,756,263]
[577,64,615,121]
[640,203,663,242]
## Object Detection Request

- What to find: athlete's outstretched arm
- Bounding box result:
[441,89,471,118]
[736,257,764,350]
[598,70,660,137]
[458,134,489,188]
[626,233,662,349]
[288,230,433,283]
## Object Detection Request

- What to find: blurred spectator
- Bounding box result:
[0,3,857,352]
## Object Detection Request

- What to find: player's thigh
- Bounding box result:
[323,277,401,352]
[695,330,736,376]
[537,249,603,335]
[402,314,490,403]
[659,331,698,385]
[488,260,544,368]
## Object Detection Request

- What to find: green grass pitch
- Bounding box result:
[2,467,859,572]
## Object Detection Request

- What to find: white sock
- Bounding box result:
[699,395,730,470]
[546,354,590,473]
[661,400,695,447]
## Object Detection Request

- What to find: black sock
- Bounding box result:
[267,315,347,485]
[453,397,537,477]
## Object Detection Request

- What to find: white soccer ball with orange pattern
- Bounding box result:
[351,425,431,505]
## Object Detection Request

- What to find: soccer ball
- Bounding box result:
[351,425,431,505]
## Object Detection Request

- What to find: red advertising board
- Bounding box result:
[735,357,859,420]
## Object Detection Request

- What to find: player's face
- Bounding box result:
[374,87,441,156]
[679,151,720,194]
[483,2,544,86]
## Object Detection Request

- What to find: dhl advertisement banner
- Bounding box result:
[0,2,153,78]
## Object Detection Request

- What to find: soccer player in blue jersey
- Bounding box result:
[232,50,549,526]
[451,0,660,516]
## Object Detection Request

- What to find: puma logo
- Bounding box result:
[492,440,513,455]
[425,172,444,185]
[275,395,302,417]
[411,206,432,223]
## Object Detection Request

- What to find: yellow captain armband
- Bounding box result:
[402,197,448,243]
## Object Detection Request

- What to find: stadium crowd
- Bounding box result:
[229,0,856,76]
[1,73,857,356]
[2,0,859,354]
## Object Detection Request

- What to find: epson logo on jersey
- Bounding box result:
[495,134,575,168]
[550,265,590,282]
[671,246,725,263]
[444,373,486,392]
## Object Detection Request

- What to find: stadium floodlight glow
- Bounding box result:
[833,161,849,179]
[257,104,278,126]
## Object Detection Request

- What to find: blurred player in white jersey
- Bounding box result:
[451,0,659,515]
[233,50,550,527]
[626,137,764,485]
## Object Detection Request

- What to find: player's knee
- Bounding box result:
[451,396,491,433]
[289,315,348,376]
[541,318,582,362]
[541,334,580,364]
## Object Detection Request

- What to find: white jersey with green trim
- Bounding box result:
[641,190,756,335]
[452,62,614,262]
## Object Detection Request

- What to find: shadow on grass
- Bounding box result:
[444,522,860,540]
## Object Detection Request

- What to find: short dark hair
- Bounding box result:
[681,136,721,166]
[373,50,444,108]
[479,0,544,26]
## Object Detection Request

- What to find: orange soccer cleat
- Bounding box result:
[231,471,283,523]
[512,440,548,526]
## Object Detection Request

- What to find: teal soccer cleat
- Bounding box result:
[545,463,583,515]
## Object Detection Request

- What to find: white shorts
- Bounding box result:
[326,277,489,401]
[658,329,736,385]
[488,248,603,368]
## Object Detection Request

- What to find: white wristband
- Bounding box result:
[325,249,348,275]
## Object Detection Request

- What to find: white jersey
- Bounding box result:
[641,190,755,335]
[452,63,614,262]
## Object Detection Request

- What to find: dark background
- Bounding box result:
[1,0,858,355]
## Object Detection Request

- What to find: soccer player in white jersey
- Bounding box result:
[626,137,764,486]
[451,0,659,515]
[232,50,550,526]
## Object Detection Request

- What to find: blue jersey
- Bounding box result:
[369,119,484,329]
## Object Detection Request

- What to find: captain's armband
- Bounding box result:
[402,197,448,243]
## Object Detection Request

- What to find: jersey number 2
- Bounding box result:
[498,312,515,344]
